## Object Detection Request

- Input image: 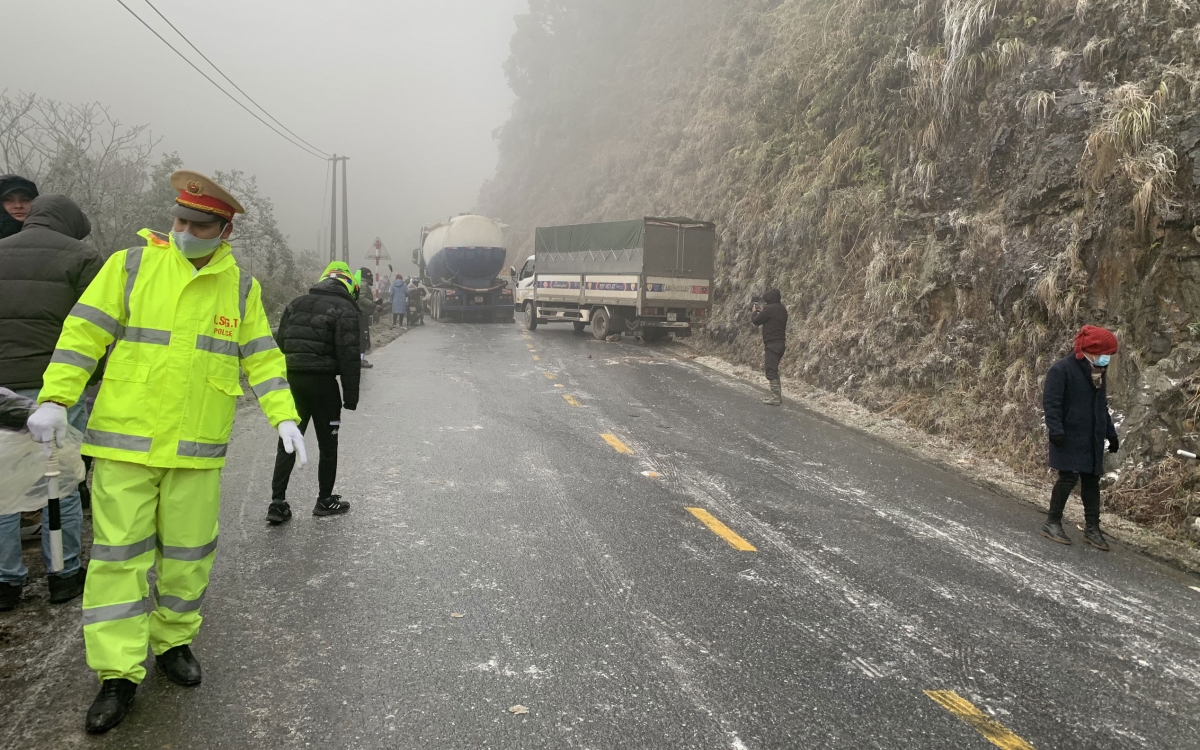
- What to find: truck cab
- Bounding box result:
[512,255,536,311]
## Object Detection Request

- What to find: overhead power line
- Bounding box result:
[114,0,329,160]
[137,0,332,158]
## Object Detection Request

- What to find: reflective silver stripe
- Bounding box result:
[196,335,238,357]
[177,441,228,459]
[238,270,253,320]
[158,536,218,562]
[81,597,151,627]
[70,303,120,337]
[124,246,143,318]
[84,429,152,453]
[117,327,171,345]
[155,587,207,614]
[91,533,157,562]
[239,335,277,358]
[251,377,289,398]
[49,348,98,372]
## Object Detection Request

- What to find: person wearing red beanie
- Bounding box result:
[1041,325,1120,549]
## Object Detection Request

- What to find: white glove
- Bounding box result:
[27,402,69,447]
[278,420,307,467]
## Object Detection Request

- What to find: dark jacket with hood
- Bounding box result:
[275,278,362,408]
[751,289,789,345]
[0,174,39,240]
[0,194,102,390]
[1042,352,1118,476]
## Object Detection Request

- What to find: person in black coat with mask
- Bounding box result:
[1041,325,1120,550]
[267,268,362,524]
[0,175,38,240]
[751,288,789,405]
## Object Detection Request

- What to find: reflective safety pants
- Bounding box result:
[82,459,221,683]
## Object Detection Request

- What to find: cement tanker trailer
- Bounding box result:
[413,215,515,322]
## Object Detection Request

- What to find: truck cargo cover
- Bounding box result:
[535,217,715,276]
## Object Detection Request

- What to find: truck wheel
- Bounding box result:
[592,308,610,340]
[573,321,587,333]
[641,328,669,343]
[524,303,539,331]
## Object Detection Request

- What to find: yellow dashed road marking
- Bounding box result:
[543,372,556,380]
[532,355,540,361]
[925,691,1036,750]
[563,395,580,407]
[685,508,756,551]
[600,434,633,455]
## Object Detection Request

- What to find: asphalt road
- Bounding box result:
[3,320,1200,749]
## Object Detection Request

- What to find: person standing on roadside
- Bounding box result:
[27,171,305,733]
[1041,325,1120,550]
[356,268,376,369]
[391,274,409,328]
[751,289,788,406]
[267,264,361,524]
[0,174,39,240]
[0,194,103,612]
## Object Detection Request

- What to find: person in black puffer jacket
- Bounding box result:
[267,267,361,523]
[751,288,789,405]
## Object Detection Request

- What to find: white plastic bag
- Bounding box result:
[0,427,87,515]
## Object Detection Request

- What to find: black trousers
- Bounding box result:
[764,341,785,381]
[1048,470,1101,525]
[392,312,405,326]
[272,372,342,502]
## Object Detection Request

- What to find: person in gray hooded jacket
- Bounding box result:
[0,194,102,611]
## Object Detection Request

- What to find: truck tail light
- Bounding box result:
[690,308,708,318]
[642,306,664,316]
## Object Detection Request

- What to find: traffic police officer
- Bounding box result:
[26,171,307,733]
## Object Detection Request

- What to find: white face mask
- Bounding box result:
[171,229,224,259]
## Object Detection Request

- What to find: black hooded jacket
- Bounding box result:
[1043,353,1118,476]
[751,289,789,345]
[275,278,362,408]
[0,174,39,240]
[0,194,102,390]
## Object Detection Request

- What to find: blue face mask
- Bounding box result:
[1095,354,1111,368]
[171,230,224,259]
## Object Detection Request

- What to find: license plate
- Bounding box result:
[474,296,484,303]
[667,312,677,322]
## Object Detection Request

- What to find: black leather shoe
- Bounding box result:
[0,582,21,612]
[266,502,292,525]
[156,644,202,686]
[313,495,351,517]
[48,567,86,604]
[1040,521,1071,545]
[1083,524,1110,551]
[86,678,137,734]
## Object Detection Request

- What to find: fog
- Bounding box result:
[7,0,529,275]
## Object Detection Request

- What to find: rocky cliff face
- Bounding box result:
[481,0,1200,540]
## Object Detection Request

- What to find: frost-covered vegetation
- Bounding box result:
[0,92,307,317]
[482,0,1200,540]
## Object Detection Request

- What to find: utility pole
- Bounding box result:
[327,155,350,264]
[340,157,350,264]
[329,154,338,263]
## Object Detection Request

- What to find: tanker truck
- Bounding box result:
[412,215,515,323]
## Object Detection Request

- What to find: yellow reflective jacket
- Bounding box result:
[38,229,299,469]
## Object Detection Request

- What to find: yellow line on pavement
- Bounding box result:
[532,355,540,361]
[685,508,756,551]
[600,433,633,455]
[563,394,580,407]
[925,691,1036,750]
[527,343,535,349]
[555,383,564,388]
[543,371,556,380]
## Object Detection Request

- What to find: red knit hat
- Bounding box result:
[1074,325,1118,360]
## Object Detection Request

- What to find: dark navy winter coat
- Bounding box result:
[1042,353,1118,476]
